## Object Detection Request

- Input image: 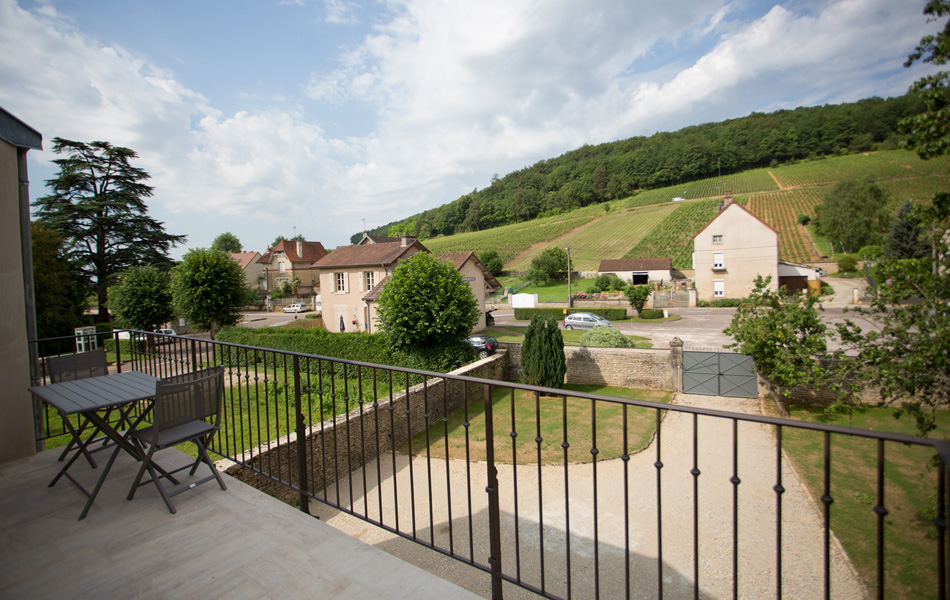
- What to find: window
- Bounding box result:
[365,271,376,291]
[712,234,723,244]
[278,261,286,273]
[335,272,348,293]
[275,277,289,287]
[713,252,725,270]
[714,280,725,297]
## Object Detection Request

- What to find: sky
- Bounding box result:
[0,0,940,257]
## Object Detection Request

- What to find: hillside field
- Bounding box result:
[422,150,949,271]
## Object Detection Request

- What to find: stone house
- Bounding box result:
[230,251,264,290]
[692,200,821,300]
[313,237,499,333]
[257,240,328,301]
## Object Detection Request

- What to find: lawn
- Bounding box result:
[775,400,950,599]
[400,383,673,464]
[515,278,597,302]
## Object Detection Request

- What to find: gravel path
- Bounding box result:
[312,394,867,599]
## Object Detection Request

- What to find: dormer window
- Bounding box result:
[712,235,723,244]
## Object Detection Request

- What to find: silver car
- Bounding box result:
[562,312,613,330]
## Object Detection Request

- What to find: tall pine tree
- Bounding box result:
[521,316,566,389]
[33,138,185,322]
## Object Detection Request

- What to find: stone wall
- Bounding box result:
[502,342,679,391]
[226,351,509,504]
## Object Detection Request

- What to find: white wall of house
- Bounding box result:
[693,203,779,301]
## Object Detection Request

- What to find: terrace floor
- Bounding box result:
[0,447,481,599]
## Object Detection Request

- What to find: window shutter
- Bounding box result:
[358,272,364,293]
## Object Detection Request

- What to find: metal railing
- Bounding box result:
[30,330,950,600]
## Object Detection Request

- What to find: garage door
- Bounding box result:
[683,351,758,398]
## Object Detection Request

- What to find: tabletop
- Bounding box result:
[29,371,159,415]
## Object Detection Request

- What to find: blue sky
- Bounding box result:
[0,0,940,256]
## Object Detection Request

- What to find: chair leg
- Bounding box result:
[195,439,227,491]
[127,445,177,514]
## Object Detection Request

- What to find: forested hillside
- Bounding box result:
[352,94,923,243]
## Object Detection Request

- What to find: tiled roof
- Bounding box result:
[258,240,328,264]
[313,240,428,268]
[230,252,261,271]
[360,234,401,244]
[693,201,777,238]
[598,258,673,272]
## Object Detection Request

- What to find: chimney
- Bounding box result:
[401,235,416,247]
[296,240,304,259]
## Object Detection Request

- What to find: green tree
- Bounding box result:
[109,265,174,332]
[478,250,504,275]
[815,177,889,253]
[884,200,930,259]
[211,232,242,254]
[33,138,186,322]
[171,248,251,340]
[526,247,569,286]
[901,0,950,159]
[724,276,835,399]
[520,316,566,388]
[270,233,304,248]
[31,222,86,339]
[836,250,950,434]
[625,285,652,317]
[376,253,479,352]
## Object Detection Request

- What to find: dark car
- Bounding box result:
[467,335,498,359]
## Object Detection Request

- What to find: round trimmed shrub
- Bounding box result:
[579,326,637,348]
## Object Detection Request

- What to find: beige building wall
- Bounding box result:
[0,139,38,464]
[457,258,489,332]
[319,261,411,333]
[694,203,779,301]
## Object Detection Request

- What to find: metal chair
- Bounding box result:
[46,350,111,467]
[127,366,227,513]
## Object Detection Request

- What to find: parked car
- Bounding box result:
[485,308,497,327]
[282,303,307,313]
[562,312,613,330]
[467,335,498,359]
[153,328,177,344]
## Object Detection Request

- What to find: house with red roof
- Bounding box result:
[257,240,328,302]
[313,236,500,333]
[230,251,264,290]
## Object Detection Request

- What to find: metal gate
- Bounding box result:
[682,350,758,398]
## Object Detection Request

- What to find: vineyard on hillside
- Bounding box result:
[745,188,828,263]
[767,151,950,188]
[508,203,678,271]
[622,199,722,269]
[418,150,947,271]
[423,206,600,263]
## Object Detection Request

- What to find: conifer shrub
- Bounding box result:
[520,315,565,389]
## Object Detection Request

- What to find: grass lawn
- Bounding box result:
[775,400,950,599]
[517,278,598,302]
[399,383,672,464]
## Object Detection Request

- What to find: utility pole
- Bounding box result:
[566,247,573,308]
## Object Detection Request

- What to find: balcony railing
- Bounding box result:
[30,330,950,600]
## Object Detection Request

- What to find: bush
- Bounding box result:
[521,316,565,388]
[798,213,811,226]
[587,285,602,294]
[608,274,626,291]
[638,308,665,319]
[858,245,883,261]
[594,274,611,289]
[514,308,627,321]
[837,254,858,273]
[580,326,637,348]
[697,298,748,307]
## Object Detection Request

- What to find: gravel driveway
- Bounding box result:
[312,394,866,599]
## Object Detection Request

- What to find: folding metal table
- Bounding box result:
[30,371,163,520]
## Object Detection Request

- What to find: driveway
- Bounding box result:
[313,393,865,599]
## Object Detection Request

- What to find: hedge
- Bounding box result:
[638,308,665,319]
[514,307,628,321]
[214,326,472,376]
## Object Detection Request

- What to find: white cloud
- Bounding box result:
[0,0,938,253]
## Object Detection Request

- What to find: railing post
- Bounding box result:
[190,338,198,372]
[293,355,311,514]
[483,383,504,599]
[114,330,123,373]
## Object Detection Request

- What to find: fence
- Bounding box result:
[30,330,950,600]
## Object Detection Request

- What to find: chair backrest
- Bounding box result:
[153,367,225,433]
[46,350,108,383]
